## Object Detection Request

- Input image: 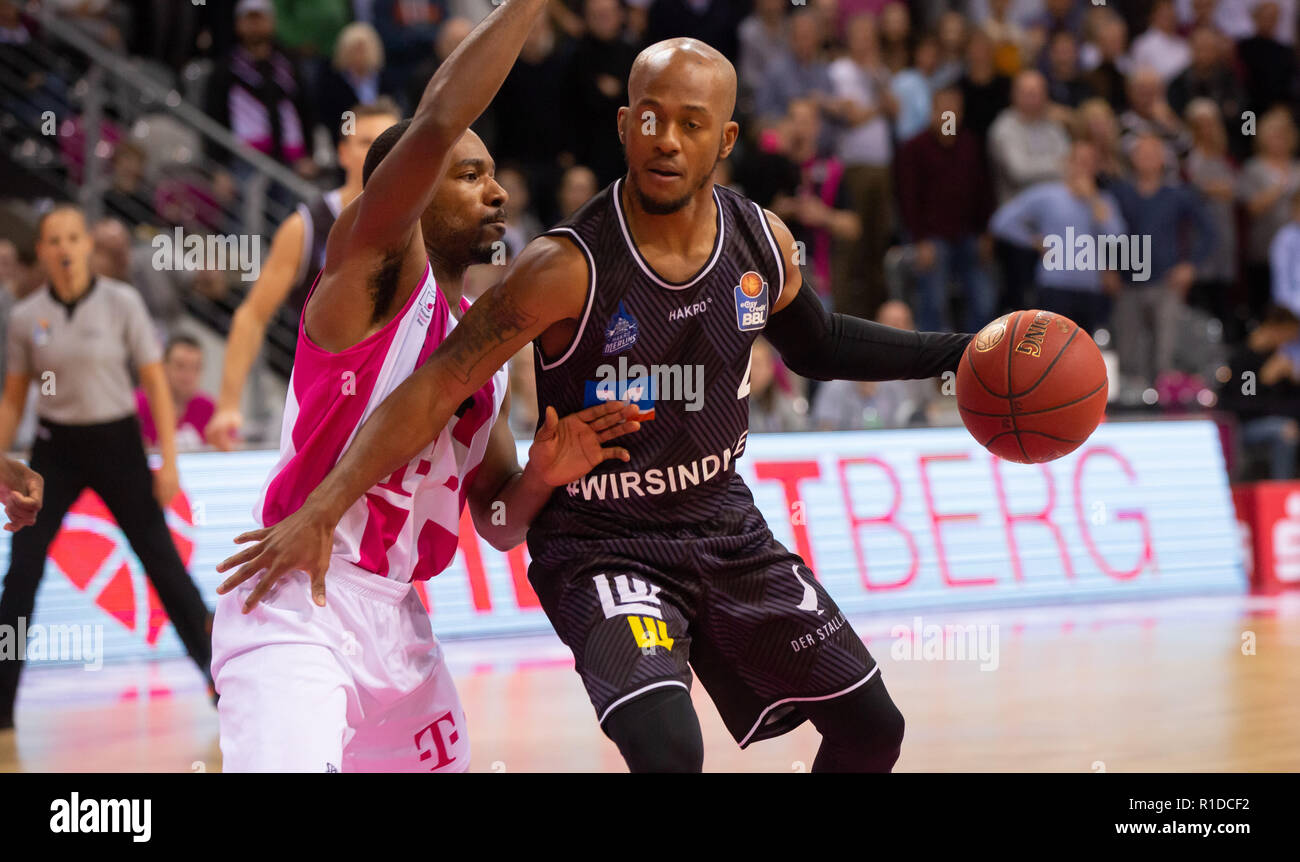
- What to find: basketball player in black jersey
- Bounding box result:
[206,99,403,450]
[219,37,976,772]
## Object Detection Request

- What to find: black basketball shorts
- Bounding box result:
[526,483,879,748]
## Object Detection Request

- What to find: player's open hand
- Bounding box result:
[527,401,640,487]
[216,504,336,612]
[1,457,43,532]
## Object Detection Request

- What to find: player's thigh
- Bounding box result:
[690,554,878,747]
[217,643,354,773]
[344,664,470,773]
[530,560,694,727]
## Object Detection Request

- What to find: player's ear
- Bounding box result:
[720,121,739,159]
[616,106,628,144]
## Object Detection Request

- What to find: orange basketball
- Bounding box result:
[956,309,1108,464]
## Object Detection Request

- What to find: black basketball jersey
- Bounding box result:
[264,190,341,379]
[534,178,787,525]
[288,189,341,318]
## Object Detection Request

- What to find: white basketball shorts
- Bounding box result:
[211,557,469,773]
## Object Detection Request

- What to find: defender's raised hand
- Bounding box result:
[527,401,641,488]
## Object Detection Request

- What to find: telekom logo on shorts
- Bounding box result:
[46,489,195,645]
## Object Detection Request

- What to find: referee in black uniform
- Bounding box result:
[0,204,213,731]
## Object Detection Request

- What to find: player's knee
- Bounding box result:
[603,686,703,773]
[808,677,905,772]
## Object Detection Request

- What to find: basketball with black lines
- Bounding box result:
[956,309,1107,464]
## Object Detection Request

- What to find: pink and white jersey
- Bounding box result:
[256,262,508,583]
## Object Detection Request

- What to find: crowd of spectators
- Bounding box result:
[2,0,1300,477]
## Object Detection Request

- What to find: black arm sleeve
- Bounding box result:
[764,285,974,382]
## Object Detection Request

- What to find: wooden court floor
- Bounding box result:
[3,595,1298,772]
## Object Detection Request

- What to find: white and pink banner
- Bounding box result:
[6,419,1245,663]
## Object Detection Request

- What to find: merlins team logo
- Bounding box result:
[603,301,639,355]
[973,315,1009,352]
[733,271,768,332]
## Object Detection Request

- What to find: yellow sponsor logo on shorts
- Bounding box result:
[629,616,674,652]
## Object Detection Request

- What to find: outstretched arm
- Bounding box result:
[216,235,590,609]
[347,0,550,254]
[762,211,973,381]
[208,211,306,450]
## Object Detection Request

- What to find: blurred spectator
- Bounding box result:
[1042,30,1086,108]
[988,70,1070,309]
[811,300,938,429]
[896,88,996,333]
[1119,66,1190,167]
[272,0,350,77]
[1080,8,1131,113]
[934,10,969,89]
[1184,98,1239,329]
[826,13,895,318]
[958,29,1011,139]
[891,32,940,142]
[46,0,123,49]
[1130,0,1191,84]
[319,23,400,143]
[980,0,1032,77]
[495,15,576,227]
[1217,305,1300,479]
[753,9,832,127]
[1237,1,1298,119]
[558,165,599,219]
[1024,0,1085,65]
[1075,97,1125,183]
[204,0,317,179]
[1167,26,1244,128]
[644,0,745,63]
[1269,191,1300,320]
[1239,107,1300,319]
[568,0,638,187]
[372,0,446,85]
[748,338,809,433]
[89,218,183,329]
[988,70,1070,203]
[136,334,215,451]
[990,140,1127,335]
[738,0,789,113]
[498,165,544,257]
[101,141,156,230]
[878,2,912,73]
[767,100,862,309]
[404,16,473,116]
[1109,134,1217,391]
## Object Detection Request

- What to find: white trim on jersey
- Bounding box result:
[292,201,314,289]
[611,177,726,291]
[538,227,598,371]
[753,200,787,307]
[737,665,880,748]
[597,679,690,726]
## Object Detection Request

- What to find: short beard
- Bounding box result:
[469,241,497,265]
[624,142,722,215]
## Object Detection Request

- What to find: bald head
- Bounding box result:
[628,38,737,124]
[619,38,741,216]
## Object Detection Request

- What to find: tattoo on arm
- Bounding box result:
[445,290,538,385]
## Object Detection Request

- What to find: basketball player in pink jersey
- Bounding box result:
[210,0,638,772]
